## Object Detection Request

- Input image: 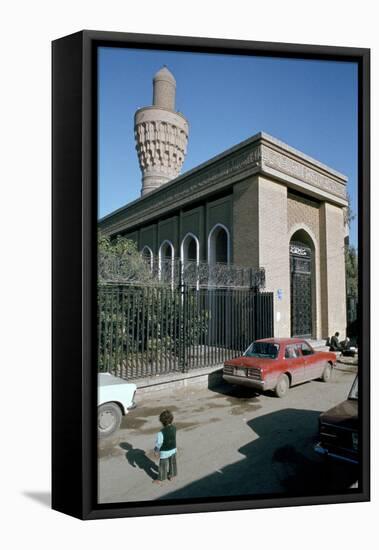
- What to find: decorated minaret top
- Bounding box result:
[134,67,189,196]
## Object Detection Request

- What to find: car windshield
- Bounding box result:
[349,376,358,400]
[244,342,279,359]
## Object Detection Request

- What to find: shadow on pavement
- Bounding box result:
[208,382,261,399]
[119,442,158,480]
[158,408,358,501]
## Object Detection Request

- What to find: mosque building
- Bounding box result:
[99,67,348,340]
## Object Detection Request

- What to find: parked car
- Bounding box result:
[314,375,358,464]
[98,373,137,438]
[223,338,336,397]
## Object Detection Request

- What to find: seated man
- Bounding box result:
[329,332,342,352]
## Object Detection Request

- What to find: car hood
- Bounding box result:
[224,356,277,369]
[320,399,358,429]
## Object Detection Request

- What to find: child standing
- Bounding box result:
[153,410,177,483]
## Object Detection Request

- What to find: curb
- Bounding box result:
[135,365,224,395]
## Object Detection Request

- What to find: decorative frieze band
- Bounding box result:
[100,136,347,235]
[261,145,347,200]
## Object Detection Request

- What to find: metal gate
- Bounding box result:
[98,284,274,380]
[290,242,313,337]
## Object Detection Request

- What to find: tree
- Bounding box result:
[343,193,358,339]
[344,192,358,299]
[98,232,153,285]
[343,192,356,229]
[345,244,358,299]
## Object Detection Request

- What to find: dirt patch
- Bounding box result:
[175,421,199,432]
[229,403,262,415]
[129,404,179,418]
[121,416,147,430]
[222,392,262,416]
[193,387,263,415]
[225,394,260,404]
[207,402,229,409]
[123,404,180,431]
[98,442,125,460]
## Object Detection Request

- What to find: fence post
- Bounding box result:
[178,258,188,372]
[251,279,259,341]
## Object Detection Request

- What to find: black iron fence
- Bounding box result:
[98,284,274,380]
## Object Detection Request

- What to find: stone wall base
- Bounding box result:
[135,365,224,395]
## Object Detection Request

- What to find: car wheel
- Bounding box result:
[275,374,289,398]
[98,402,122,438]
[321,363,332,382]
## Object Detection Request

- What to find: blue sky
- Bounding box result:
[98,47,358,246]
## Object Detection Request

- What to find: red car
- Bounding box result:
[223,338,337,397]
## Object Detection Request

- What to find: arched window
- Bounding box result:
[208,224,230,265]
[181,233,199,265]
[158,240,175,283]
[181,233,200,289]
[141,245,153,271]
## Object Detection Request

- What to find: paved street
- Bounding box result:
[98,367,357,503]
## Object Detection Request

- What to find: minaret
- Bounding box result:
[134,67,189,196]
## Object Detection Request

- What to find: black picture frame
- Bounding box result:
[52,30,370,520]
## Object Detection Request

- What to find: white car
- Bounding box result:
[98,373,137,438]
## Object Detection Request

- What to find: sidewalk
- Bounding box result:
[335,354,358,372]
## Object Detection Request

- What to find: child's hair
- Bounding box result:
[159,410,174,426]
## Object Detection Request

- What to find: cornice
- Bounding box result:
[99,133,348,236]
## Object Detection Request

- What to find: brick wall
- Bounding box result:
[287,193,320,244]
[320,203,347,338]
[258,177,290,337]
[232,176,259,267]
